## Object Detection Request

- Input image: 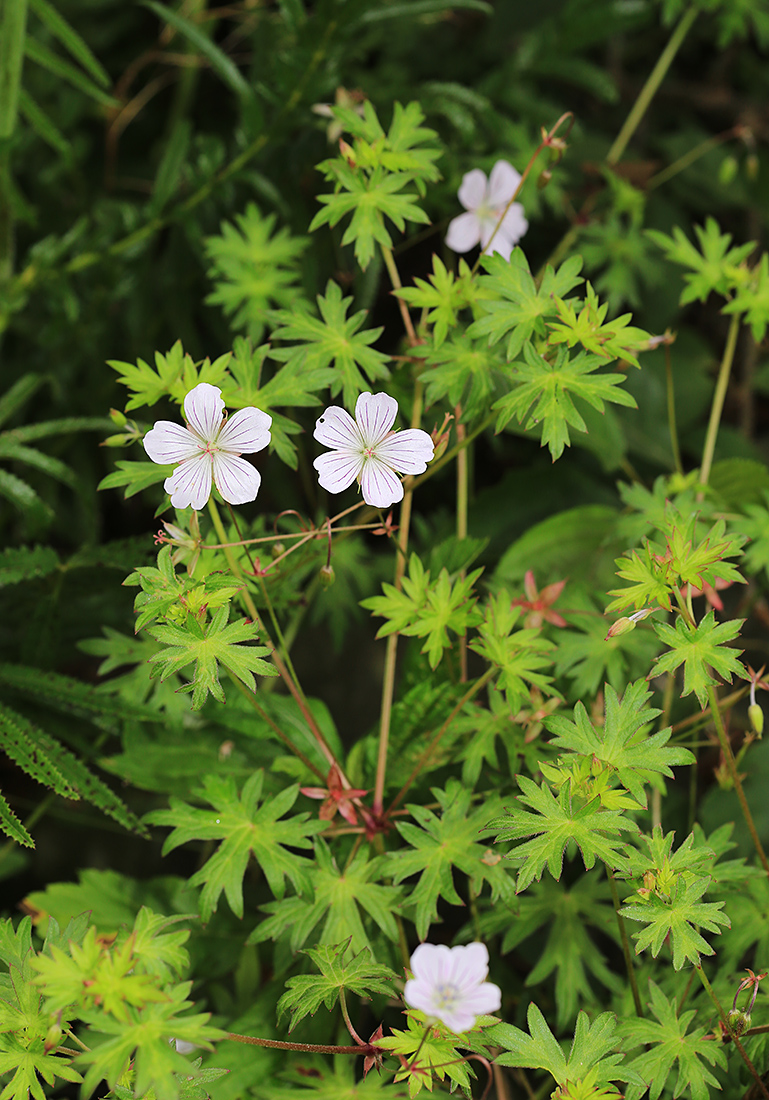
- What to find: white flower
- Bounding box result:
[445,160,528,261]
[313,391,434,509]
[143,382,272,511]
[404,943,501,1033]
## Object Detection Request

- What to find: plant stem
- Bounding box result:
[225,1032,376,1056]
[695,966,769,1100]
[699,311,740,491]
[648,126,742,190]
[372,383,423,816]
[381,244,418,346]
[664,342,683,475]
[338,988,366,1046]
[606,867,644,1017]
[606,6,698,166]
[456,413,469,682]
[0,0,28,295]
[706,683,769,878]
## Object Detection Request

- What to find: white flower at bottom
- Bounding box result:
[446,160,528,261]
[313,391,434,509]
[143,382,272,511]
[403,942,501,1034]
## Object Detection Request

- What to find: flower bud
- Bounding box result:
[749,703,764,737]
[728,1008,751,1036]
[44,1022,62,1053]
[109,408,128,427]
[101,433,134,447]
[339,139,356,167]
[319,564,335,588]
[271,542,286,559]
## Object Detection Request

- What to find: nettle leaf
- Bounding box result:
[469,590,555,712]
[108,340,231,412]
[147,602,278,710]
[204,203,307,341]
[395,256,478,348]
[145,771,324,919]
[386,779,515,939]
[493,343,636,461]
[650,611,745,709]
[620,981,727,1100]
[489,1003,640,1095]
[277,940,396,1031]
[361,554,483,670]
[647,216,754,304]
[619,875,729,970]
[270,280,390,408]
[489,776,637,892]
[469,249,584,360]
[546,680,694,808]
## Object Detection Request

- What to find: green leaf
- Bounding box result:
[356,0,492,22]
[489,776,637,892]
[18,88,70,156]
[0,792,33,848]
[492,343,636,462]
[724,251,769,340]
[28,0,110,85]
[145,771,323,919]
[647,216,754,305]
[620,981,727,1100]
[23,37,118,108]
[142,0,252,99]
[620,875,729,969]
[548,282,651,368]
[98,460,174,499]
[109,341,232,412]
[546,681,694,808]
[469,590,555,712]
[0,545,60,586]
[376,1011,484,1095]
[277,940,396,1031]
[396,256,478,348]
[270,280,390,408]
[0,662,165,725]
[386,780,515,939]
[418,332,506,417]
[650,611,745,709]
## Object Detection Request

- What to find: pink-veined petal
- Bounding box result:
[410,943,451,985]
[359,455,403,508]
[183,383,225,442]
[355,391,398,447]
[314,406,363,451]
[212,453,262,505]
[445,211,482,254]
[143,421,199,464]
[487,160,522,206]
[314,450,364,495]
[376,428,434,475]
[217,406,272,454]
[448,943,489,988]
[457,168,488,211]
[164,455,213,511]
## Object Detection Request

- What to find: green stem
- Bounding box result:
[664,342,683,475]
[699,311,740,491]
[0,0,28,289]
[695,966,769,1100]
[706,683,769,879]
[381,244,417,345]
[606,6,698,166]
[338,988,365,1047]
[227,674,325,782]
[648,126,741,191]
[606,867,644,1017]
[456,412,469,682]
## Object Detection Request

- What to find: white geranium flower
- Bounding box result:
[446,160,528,261]
[143,382,272,511]
[404,942,501,1034]
[313,391,434,509]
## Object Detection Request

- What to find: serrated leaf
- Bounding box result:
[650,611,745,709]
[277,940,395,1030]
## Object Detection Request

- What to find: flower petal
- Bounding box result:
[376,428,434,475]
[212,453,262,505]
[448,943,489,988]
[164,455,213,511]
[355,391,398,448]
[314,406,362,451]
[457,168,488,211]
[314,451,364,495]
[217,406,273,454]
[143,422,199,464]
[410,943,449,984]
[183,383,225,442]
[359,455,403,508]
[445,211,482,254]
[487,160,521,206]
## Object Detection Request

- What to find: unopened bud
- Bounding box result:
[319,564,335,588]
[271,542,286,559]
[109,408,127,427]
[339,139,356,166]
[44,1022,62,1053]
[728,1008,751,1036]
[749,703,764,737]
[101,433,133,448]
[605,608,653,639]
[537,168,552,190]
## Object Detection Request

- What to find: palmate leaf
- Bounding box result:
[489,1004,640,1095]
[386,780,515,939]
[620,981,727,1100]
[620,875,730,970]
[492,343,636,461]
[277,940,396,1031]
[108,341,231,412]
[469,590,555,712]
[546,680,694,807]
[0,1045,82,1100]
[650,611,745,708]
[147,602,278,710]
[395,256,478,348]
[548,282,650,367]
[647,217,754,305]
[270,280,390,408]
[376,1012,482,1097]
[418,333,508,419]
[489,776,636,892]
[145,771,324,919]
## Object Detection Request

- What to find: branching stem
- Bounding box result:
[695,966,769,1100]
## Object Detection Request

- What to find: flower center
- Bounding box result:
[433,982,461,1010]
[363,447,376,458]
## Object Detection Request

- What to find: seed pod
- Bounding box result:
[728,1008,751,1036]
[319,564,335,588]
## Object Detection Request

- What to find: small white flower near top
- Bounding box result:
[143,382,272,511]
[313,391,434,509]
[403,942,501,1034]
[446,160,528,261]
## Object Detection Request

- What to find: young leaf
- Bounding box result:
[650,611,745,708]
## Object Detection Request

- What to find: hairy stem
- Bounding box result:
[695,966,769,1100]
[226,1032,377,1056]
[606,866,644,1017]
[338,988,366,1046]
[699,311,740,491]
